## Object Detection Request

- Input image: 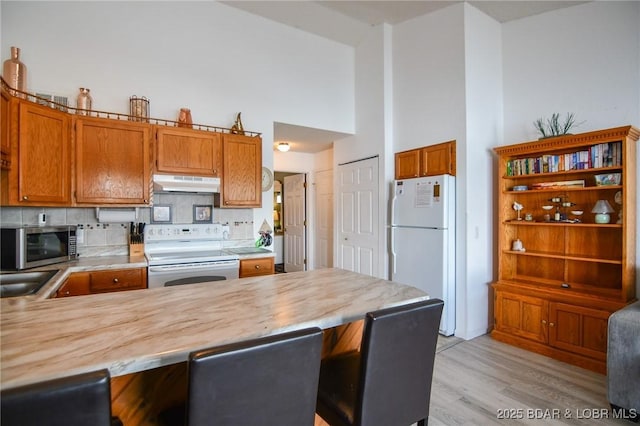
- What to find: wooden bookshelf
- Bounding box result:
[491,126,638,374]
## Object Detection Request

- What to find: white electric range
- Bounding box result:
[144,223,239,289]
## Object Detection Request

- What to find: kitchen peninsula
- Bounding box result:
[1,268,427,390]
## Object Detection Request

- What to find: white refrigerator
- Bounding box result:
[390,175,455,336]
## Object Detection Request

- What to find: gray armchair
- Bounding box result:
[607,300,640,421]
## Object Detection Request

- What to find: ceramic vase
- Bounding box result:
[178,108,192,128]
[76,88,92,115]
[3,46,27,98]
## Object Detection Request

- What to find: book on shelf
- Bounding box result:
[531,180,585,189]
[505,141,622,176]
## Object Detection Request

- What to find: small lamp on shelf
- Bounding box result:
[591,199,614,224]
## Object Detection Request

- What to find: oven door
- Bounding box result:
[147,260,239,289]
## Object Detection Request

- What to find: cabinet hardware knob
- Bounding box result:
[542,320,547,325]
[549,322,555,327]
[255,265,260,269]
[113,278,119,283]
[22,196,28,200]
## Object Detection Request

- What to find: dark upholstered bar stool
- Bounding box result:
[161,327,323,426]
[0,368,121,426]
[316,299,444,426]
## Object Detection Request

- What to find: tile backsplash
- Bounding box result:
[1,193,256,257]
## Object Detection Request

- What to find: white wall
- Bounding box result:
[461,4,503,339]
[502,1,640,141]
[393,4,467,150]
[1,1,355,237]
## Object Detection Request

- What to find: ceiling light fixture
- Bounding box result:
[277,142,290,152]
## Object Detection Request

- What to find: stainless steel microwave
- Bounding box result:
[1,226,78,270]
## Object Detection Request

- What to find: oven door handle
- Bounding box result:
[148,261,238,273]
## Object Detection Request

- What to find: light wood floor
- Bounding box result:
[317,334,628,425]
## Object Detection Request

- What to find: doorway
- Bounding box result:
[273,172,306,272]
[274,170,334,273]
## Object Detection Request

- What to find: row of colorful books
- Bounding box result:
[506,141,622,176]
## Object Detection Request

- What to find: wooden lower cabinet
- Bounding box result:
[239,257,274,278]
[492,287,617,373]
[494,291,547,343]
[548,302,609,361]
[55,273,91,297]
[56,268,147,298]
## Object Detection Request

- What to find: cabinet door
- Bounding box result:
[221,134,262,208]
[421,142,454,176]
[55,273,90,298]
[13,101,72,205]
[89,268,147,293]
[494,291,548,343]
[394,149,420,180]
[76,117,151,204]
[1,89,14,169]
[549,302,609,360]
[156,127,221,177]
[239,257,275,278]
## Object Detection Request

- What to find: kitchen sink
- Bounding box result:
[0,269,59,298]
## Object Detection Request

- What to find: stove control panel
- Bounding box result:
[144,223,224,241]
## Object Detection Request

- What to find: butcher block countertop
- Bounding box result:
[0,268,427,390]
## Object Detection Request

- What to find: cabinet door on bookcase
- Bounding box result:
[549,302,609,361]
[494,291,548,343]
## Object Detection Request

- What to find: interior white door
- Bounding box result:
[337,157,378,276]
[314,169,333,269]
[284,173,306,272]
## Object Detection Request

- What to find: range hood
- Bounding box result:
[153,174,220,193]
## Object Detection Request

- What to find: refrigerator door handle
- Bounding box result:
[390,226,397,275]
[390,191,396,226]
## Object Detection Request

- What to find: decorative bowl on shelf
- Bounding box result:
[570,210,584,216]
[595,173,621,186]
[541,205,554,210]
[512,185,528,191]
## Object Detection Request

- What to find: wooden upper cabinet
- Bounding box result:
[394,149,420,179]
[394,140,456,180]
[8,101,72,205]
[1,88,15,169]
[420,141,455,176]
[155,127,222,177]
[75,117,151,205]
[221,133,262,208]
